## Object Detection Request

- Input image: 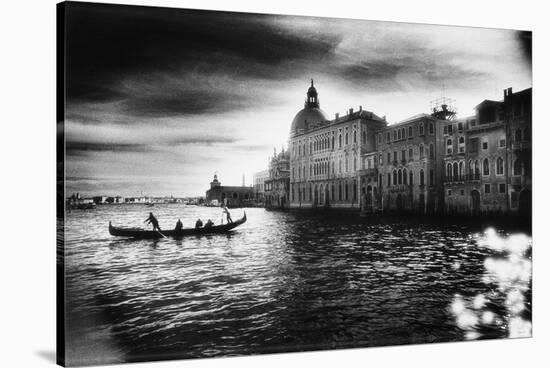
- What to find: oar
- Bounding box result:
[156,230,167,238]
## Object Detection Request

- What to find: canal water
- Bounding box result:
[63,205,531,365]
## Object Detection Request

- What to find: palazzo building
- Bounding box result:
[265,148,290,209]
[288,80,387,209]
[444,87,532,216]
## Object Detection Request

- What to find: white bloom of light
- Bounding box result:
[481,311,495,325]
[509,317,532,338]
[473,294,487,310]
[465,331,481,340]
[504,234,531,256]
[457,310,478,330]
[452,262,461,270]
[506,289,525,314]
[450,295,466,315]
[480,228,505,252]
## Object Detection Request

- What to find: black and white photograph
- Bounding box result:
[55,1,534,366]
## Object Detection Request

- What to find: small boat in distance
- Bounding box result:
[109,212,247,239]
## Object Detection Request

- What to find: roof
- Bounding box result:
[290,107,329,134]
[474,99,502,110]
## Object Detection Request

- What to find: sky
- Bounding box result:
[64,2,532,197]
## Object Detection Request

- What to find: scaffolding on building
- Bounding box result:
[430,96,457,120]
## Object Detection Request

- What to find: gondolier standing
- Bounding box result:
[144,212,161,231]
[222,205,233,223]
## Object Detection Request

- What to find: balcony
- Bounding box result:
[358,168,377,176]
[388,184,413,193]
[465,173,481,182]
[512,142,531,151]
[444,175,466,184]
[510,176,523,185]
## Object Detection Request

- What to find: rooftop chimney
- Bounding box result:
[335,112,339,119]
[349,108,354,115]
[359,105,362,111]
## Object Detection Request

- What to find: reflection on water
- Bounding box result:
[63,204,532,365]
[450,228,532,341]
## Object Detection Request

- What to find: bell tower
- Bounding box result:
[305,79,320,108]
[210,172,221,189]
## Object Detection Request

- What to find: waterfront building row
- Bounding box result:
[254,81,531,216]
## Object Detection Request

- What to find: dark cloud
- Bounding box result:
[517,30,532,67]
[65,2,340,110]
[66,141,150,155]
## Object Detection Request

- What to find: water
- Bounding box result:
[63,204,531,366]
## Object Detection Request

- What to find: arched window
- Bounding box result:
[419,122,425,135]
[338,182,342,200]
[331,185,335,201]
[353,156,357,171]
[447,163,452,179]
[398,169,402,185]
[339,160,342,173]
[387,173,391,187]
[339,135,342,148]
[345,133,349,145]
[513,159,522,176]
[420,169,425,186]
[394,130,397,140]
[402,128,406,139]
[459,161,464,179]
[453,162,459,181]
[408,126,413,137]
[353,130,357,144]
[515,128,522,142]
[409,171,413,186]
[474,160,480,178]
[496,157,504,175]
[332,136,335,149]
[393,170,397,185]
[429,122,434,135]
[403,168,408,185]
[430,169,434,186]
[483,158,490,176]
[429,143,434,159]
[345,182,349,201]
[420,144,424,158]
[409,148,413,159]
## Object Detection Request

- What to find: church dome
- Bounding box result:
[291,107,328,134]
[290,80,328,135]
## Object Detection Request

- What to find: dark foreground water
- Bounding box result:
[63,205,531,366]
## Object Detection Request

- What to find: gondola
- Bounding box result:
[108,212,247,239]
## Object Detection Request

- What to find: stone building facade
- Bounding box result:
[288,81,387,209]
[454,87,532,216]
[375,113,448,214]
[265,148,290,209]
[205,173,254,207]
[252,169,269,204]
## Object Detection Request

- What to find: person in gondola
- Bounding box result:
[144,212,161,231]
[195,218,203,228]
[175,219,183,231]
[222,205,233,223]
[204,219,214,228]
